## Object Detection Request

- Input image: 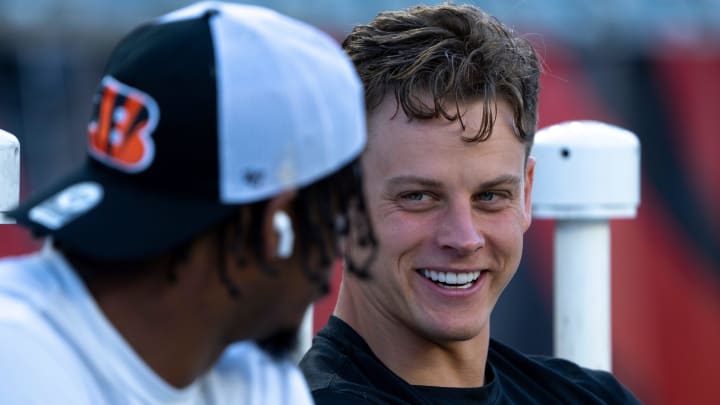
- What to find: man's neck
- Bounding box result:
[334,285,490,388]
[89,276,228,388]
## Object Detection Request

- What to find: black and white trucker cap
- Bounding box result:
[8,1,366,261]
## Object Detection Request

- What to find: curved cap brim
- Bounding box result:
[7,161,239,261]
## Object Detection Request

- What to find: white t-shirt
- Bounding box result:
[0,246,314,404]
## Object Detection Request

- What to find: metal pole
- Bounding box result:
[554,220,611,371]
[0,129,20,224]
[291,304,314,364]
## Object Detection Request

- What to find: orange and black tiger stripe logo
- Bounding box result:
[87,76,159,173]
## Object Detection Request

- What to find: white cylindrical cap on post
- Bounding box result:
[531,120,640,372]
[0,129,20,224]
[532,120,640,220]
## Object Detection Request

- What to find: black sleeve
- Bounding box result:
[544,358,643,404]
[585,369,643,404]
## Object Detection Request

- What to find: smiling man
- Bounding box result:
[300,3,641,403]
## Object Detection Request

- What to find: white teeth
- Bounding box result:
[419,269,482,286]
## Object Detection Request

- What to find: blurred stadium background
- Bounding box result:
[1,1,718,404]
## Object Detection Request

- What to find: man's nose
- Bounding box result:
[436,201,485,255]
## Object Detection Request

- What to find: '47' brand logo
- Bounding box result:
[87,76,159,173]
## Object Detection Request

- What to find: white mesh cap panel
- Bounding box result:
[211,3,365,203]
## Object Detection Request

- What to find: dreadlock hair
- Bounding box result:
[342,2,542,155]
[220,157,375,297]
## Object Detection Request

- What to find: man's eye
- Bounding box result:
[477,191,496,201]
[401,191,428,201]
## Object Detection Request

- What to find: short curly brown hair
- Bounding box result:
[343,3,542,154]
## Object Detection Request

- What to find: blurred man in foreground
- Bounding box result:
[0,1,368,403]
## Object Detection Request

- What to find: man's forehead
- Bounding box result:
[367,95,516,136]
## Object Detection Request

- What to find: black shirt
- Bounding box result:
[300,316,641,404]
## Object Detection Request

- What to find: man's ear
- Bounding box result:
[262,191,297,261]
[523,156,536,232]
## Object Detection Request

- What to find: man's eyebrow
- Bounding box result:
[385,174,522,189]
[385,176,443,189]
[480,174,522,189]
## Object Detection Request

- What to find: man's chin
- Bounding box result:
[256,328,299,360]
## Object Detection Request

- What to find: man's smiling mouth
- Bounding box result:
[417,269,483,289]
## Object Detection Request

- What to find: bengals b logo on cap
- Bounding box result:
[88,76,159,173]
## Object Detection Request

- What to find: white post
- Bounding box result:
[0,129,20,224]
[532,121,640,372]
[291,304,313,364]
[554,220,611,370]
